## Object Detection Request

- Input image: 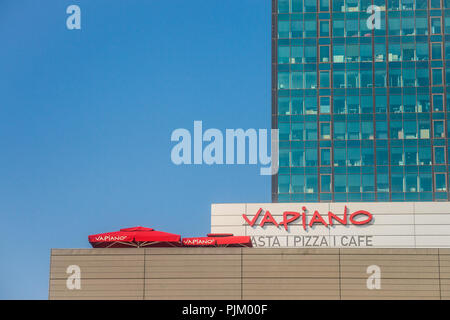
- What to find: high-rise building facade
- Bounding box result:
[272,0,450,202]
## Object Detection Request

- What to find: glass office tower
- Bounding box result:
[272,0,450,202]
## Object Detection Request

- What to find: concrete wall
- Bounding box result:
[50,248,450,300]
[211,202,450,248]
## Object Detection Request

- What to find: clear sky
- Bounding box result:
[0,0,271,299]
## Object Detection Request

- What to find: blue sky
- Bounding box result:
[0,0,270,299]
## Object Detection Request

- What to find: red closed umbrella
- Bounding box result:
[216,236,252,247]
[88,226,182,248]
[182,234,252,247]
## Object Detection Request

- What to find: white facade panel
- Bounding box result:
[415,214,450,224]
[211,216,245,226]
[415,236,450,247]
[415,225,450,235]
[368,215,414,225]
[211,202,450,248]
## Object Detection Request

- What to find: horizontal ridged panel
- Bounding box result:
[145,278,240,300]
[146,254,241,279]
[47,248,450,300]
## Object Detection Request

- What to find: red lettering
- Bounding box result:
[243,206,373,229]
[349,210,373,225]
[259,210,279,227]
[302,207,307,230]
[242,208,263,227]
[328,206,348,226]
[280,211,300,231]
[309,210,328,227]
